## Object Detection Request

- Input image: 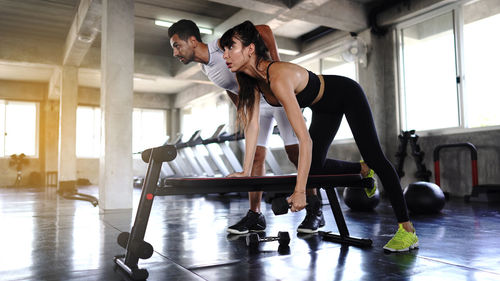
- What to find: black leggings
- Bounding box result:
[309,75,409,223]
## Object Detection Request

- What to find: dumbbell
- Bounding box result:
[271,195,320,215]
[271,197,290,215]
[246,231,290,247]
[117,232,154,259]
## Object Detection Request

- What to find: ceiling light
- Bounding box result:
[154,20,213,35]
[278,48,300,56]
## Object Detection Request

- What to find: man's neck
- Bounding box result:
[193,42,209,65]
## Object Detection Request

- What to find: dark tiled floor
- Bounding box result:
[1,185,500,281]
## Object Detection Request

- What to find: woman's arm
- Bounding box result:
[269,67,312,212]
[228,89,261,177]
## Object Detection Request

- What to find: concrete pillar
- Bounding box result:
[99,0,134,210]
[58,66,78,192]
[169,108,180,141]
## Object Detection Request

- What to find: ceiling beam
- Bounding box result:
[285,0,367,32]
[208,0,368,32]
[135,2,223,29]
[62,0,102,66]
[377,0,457,27]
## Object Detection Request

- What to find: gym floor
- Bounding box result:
[1,185,499,281]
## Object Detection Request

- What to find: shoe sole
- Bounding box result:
[226,229,265,235]
[383,241,419,252]
[297,227,320,234]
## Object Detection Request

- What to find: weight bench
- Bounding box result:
[114,144,373,280]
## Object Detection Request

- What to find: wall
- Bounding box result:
[275,11,500,199]
[395,130,500,196]
[0,80,46,187]
[74,88,172,184]
[378,1,500,197]
[0,80,172,186]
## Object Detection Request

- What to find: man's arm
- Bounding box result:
[255,25,280,62]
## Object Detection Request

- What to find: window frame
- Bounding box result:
[395,1,500,136]
[294,43,359,145]
[0,99,39,158]
[76,105,101,159]
[132,107,168,156]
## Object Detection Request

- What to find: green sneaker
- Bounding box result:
[361,161,377,198]
[383,224,419,252]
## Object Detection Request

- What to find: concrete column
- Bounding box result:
[99,0,134,210]
[169,108,180,141]
[58,66,78,192]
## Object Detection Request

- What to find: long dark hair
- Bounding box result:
[220,21,271,128]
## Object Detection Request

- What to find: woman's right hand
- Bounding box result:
[287,191,307,212]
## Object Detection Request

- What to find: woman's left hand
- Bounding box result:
[287,191,307,212]
[227,171,249,178]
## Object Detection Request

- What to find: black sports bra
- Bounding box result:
[260,61,321,108]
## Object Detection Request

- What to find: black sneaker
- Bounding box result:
[297,196,325,233]
[227,210,266,234]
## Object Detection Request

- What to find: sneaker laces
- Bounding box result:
[392,225,415,242]
[234,210,256,226]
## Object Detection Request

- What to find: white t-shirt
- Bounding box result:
[201,39,239,94]
[200,39,298,146]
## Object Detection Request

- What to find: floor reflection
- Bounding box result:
[0,185,500,280]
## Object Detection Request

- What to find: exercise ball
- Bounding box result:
[404,181,445,214]
[343,187,380,211]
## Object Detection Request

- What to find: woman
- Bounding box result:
[220,21,418,252]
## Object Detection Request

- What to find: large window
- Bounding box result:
[462,1,500,128]
[181,92,230,141]
[299,53,357,143]
[0,100,38,157]
[76,106,101,158]
[399,12,458,131]
[133,108,167,153]
[76,106,167,157]
[397,0,500,132]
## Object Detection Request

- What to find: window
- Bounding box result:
[299,53,357,143]
[76,106,101,158]
[399,12,459,131]
[397,0,500,132]
[0,100,38,157]
[463,1,500,128]
[77,106,167,157]
[133,108,167,153]
[320,54,357,140]
[181,92,230,141]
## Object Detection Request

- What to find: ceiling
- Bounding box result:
[0,0,399,95]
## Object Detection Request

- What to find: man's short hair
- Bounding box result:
[168,19,202,42]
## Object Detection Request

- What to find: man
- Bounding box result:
[168,19,325,234]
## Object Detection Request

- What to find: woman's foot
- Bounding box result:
[360,161,377,198]
[383,222,419,252]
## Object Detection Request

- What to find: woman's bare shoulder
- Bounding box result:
[270,62,305,76]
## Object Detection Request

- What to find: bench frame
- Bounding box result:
[114,145,373,280]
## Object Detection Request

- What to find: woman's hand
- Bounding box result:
[227,171,250,178]
[287,191,307,212]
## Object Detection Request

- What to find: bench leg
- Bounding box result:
[114,151,163,280]
[320,187,372,247]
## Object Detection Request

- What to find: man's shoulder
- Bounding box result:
[207,39,223,53]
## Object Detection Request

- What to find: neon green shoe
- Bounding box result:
[361,161,377,198]
[383,224,419,252]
